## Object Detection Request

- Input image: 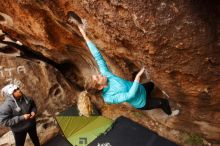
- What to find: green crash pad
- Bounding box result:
[56,116,113,146]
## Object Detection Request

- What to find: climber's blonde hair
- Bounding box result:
[84,76,101,94]
[77,91,93,117]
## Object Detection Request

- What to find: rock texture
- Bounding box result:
[0,48,77,144]
[0,54,76,112]
[0,0,220,145]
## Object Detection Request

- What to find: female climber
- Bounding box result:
[68,15,172,115]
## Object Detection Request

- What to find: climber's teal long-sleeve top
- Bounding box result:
[86,41,146,108]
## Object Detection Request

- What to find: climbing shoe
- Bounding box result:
[161,99,172,115]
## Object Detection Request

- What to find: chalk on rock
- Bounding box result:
[171,109,180,116]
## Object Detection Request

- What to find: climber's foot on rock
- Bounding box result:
[161,99,172,115]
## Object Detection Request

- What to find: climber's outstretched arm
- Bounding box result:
[78,25,90,42]
[78,25,111,75]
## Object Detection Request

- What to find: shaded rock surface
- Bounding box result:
[0,47,78,143]
[0,54,76,112]
[0,0,220,145]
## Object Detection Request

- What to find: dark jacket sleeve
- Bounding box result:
[31,100,37,113]
[27,96,37,113]
[0,104,25,127]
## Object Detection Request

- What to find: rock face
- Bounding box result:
[0,0,220,144]
[0,51,77,141]
[0,54,76,112]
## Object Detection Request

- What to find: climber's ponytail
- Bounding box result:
[77,91,93,117]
